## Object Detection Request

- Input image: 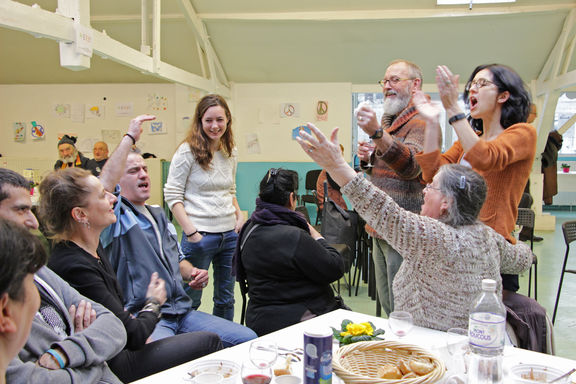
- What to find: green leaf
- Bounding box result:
[372,328,385,337]
[341,319,352,331]
[350,335,373,343]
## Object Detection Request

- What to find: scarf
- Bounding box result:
[232,198,310,282]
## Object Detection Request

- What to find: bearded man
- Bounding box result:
[53,135,99,176]
[356,59,430,315]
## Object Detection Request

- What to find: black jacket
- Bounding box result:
[240,223,344,336]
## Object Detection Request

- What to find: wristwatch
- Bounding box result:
[370,128,383,140]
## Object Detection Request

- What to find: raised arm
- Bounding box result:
[100,114,155,192]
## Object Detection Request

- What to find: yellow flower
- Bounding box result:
[340,322,374,337]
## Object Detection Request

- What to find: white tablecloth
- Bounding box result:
[133,309,576,383]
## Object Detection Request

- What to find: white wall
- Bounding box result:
[0,83,183,161]
[232,82,353,162]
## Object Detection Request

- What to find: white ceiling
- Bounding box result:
[0,0,575,86]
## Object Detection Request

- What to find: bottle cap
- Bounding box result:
[481,279,496,291]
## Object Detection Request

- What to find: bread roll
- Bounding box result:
[409,358,434,375]
[377,364,403,379]
[397,359,411,375]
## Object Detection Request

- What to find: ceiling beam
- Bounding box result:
[196,4,574,21]
[0,0,228,95]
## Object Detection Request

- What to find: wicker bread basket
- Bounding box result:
[333,340,445,384]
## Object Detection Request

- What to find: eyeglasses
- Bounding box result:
[378,77,414,87]
[424,183,441,192]
[465,78,495,92]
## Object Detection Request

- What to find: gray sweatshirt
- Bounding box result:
[7,267,126,384]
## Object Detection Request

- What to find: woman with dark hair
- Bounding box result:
[0,219,46,384]
[234,168,345,336]
[41,168,222,383]
[164,94,242,321]
[297,124,532,331]
[413,64,537,293]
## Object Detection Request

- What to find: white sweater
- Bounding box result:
[342,174,533,331]
[164,143,238,232]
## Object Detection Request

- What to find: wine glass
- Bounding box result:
[249,340,277,368]
[446,328,469,374]
[388,311,413,338]
[241,360,272,384]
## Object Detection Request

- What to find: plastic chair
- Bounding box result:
[552,220,576,324]
[516,208,537,300]
[300,169,322,224]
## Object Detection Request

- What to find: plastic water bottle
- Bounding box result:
[467,279,506,384]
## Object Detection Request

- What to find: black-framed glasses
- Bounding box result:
[424,183,441,192]
[465,78,495,92]
[378,77,414,88]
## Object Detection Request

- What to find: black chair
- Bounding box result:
[516,208,538,300]
[552,220,576,324]
[300,169,322,224]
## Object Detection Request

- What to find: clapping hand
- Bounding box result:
[413,90,440,123]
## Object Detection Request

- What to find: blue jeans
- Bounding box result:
[181,230,238,321]
[149,310,256,348]
[373,237,403,316]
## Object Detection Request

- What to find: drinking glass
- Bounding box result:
[241,360,272,384]
[446,328,469,374]
[388,311,413,338]
[249,340,277,368]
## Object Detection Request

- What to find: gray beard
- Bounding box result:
[60,153,77,164]
[383,92,410,116]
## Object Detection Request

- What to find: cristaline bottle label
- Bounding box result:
[468,313,505,349]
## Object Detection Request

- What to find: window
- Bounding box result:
[352,92,468,153]
[556,93,576,155]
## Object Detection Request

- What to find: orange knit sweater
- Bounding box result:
[415,123,537,244]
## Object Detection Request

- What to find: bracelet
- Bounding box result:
[124,133,136,145]
[145,296,162,306]
[448,113,466,125]
[140,301,161,319]
[185,230,198,238]
[46,348,65,369]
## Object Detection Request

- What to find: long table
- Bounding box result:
[133,309,576,383]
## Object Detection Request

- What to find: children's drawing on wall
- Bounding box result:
[147,93,168,111]
[13,122,26,142]
[148,121,166,135]
[86,104,105,119]
[71,103,85,123]
[115,102,134,117]
[292,125,310,140]
[31,121,45,141]
[245,133,261,154]
[53,104,71,118]
[316,100,328,121]
[102,129,122,146]
[280,103,300,118]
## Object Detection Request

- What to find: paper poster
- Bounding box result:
[31,121,46,140]
[147,93,168,111]
[78,138,98,154]
[245,133,261,154]
[280,103,300,118]
[148,121,166,135]
[53,104,71,118]
[315,100,328,121]
[115,102,134,117]
[86,104,105,119]
[71,103,85,123]
[292,125,310,140]
[13,122,26,142]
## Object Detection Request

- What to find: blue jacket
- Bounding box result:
[101,188,192,316]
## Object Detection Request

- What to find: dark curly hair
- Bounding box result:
[463,64,531,133]
[259,168,299,206]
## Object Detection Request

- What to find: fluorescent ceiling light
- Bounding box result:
[437,0,516,4]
